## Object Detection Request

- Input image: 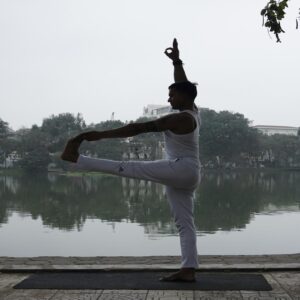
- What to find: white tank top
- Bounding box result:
[163,107,201,164]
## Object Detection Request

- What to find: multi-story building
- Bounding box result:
[143,104,207,119]
[253,125,299,136]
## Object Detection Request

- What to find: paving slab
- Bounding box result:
[50,290,103,300]
[270,272,300,299]
[194,290,243,299]
[99,290,147,300]
[0,288,57,300]
[146,290,194,300]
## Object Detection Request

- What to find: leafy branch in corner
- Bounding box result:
[261,0,289,42]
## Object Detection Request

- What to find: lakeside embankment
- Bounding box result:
[1,254,300,272]
[1,255,300,300]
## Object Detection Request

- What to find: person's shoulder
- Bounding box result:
[177,111,197,128]
[156,112,194,132]
[175,111,194,121]
[179,110,198,120]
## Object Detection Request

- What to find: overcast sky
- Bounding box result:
[1,0,299,130]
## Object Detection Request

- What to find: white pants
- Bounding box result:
[75,155,201,268]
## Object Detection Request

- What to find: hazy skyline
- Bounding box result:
[1,0,299,130]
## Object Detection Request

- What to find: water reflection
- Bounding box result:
[0,171,299,234]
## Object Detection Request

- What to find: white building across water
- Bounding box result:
[143,105,176,118]
[253,125,299,136]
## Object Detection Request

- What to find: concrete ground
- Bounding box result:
[0,254,299,300]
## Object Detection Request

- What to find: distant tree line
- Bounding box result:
[0,109,300,172]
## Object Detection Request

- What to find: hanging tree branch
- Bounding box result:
[261,0,289,42]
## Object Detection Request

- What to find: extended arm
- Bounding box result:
[61,113,195,162]
[72,113,194,143]
[73,123,156,142]
[164,38,188,82]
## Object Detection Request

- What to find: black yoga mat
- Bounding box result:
[14,271,272,291]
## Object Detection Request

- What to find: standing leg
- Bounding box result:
[160,186,198,281]
[166,186,198,268]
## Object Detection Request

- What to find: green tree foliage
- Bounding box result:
[0,118,10,140]
[41,113,86,153]
[17,125,51,172]
[18,146,51,172]
[80,120,127,160]
[199,109,260,166]
[259,134,300,167]
[261,0,289,42]
[0,118,15,164]
[2,110,300,170]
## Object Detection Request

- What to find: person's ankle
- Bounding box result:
[61,151,79,163]
[71,152,79,163]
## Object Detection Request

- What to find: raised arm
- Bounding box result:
[164,38,188,82]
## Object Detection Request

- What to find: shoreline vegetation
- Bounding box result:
[1,110,300,173]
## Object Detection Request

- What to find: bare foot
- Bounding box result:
[61,138,80,163]
[159,268,196,282]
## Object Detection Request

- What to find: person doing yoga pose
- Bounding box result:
[61,38,201,282]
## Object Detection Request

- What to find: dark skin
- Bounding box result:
[61,39,197,282]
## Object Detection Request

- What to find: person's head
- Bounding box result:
[168,81,197,110]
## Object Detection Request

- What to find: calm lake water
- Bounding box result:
[0,170,300,256]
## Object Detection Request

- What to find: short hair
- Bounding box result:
[168,81,198,101]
